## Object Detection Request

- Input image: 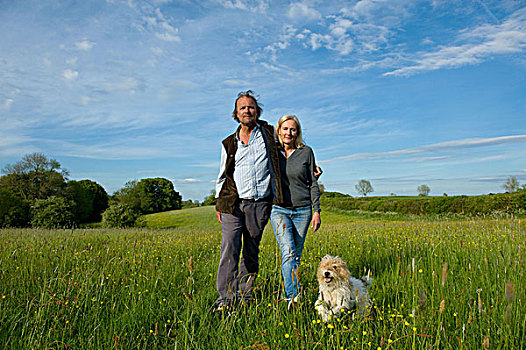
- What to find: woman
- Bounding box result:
[270,114,321,309]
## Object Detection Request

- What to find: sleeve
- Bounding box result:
[215,144,227,198]
[308,147,321,212]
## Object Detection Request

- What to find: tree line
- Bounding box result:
[322,189,526,216]
[354,177,524,197]
[3,153,523,228]
[0,153,182,228]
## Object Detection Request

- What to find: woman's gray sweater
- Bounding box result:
[278,145,321,212]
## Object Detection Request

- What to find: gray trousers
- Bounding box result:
[216,200,272,305]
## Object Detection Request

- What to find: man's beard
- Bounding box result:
[240,114,257,127]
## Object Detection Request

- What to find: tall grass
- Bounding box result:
[0,207,524,349]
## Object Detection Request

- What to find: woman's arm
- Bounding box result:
[308,147,321,231]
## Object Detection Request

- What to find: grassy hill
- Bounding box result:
[141,205,419,230]
[142,205,220,230]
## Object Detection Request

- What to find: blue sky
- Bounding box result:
[1,0,525,201]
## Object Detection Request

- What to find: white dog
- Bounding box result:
[315,255,373,321]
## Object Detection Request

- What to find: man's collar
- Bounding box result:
[235,122,261,140]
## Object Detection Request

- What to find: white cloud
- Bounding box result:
[264,25,297,62]
[475,176,502,181]
[406,155,453,162]
[298,11,390,56]
[66,57,78,65]
[143,9,181,43]
[75,39,96,51]
[305,29,354,55]
[80,96,96,106]
[4,99,13,110]
[217,0,269,13]
[63,69,79,81]
[104,77,144,92]
[384,8,526,76]
[330,18,353,37]
[155,32,181,42]
[308,33,331,51]
[421,37,435,45]
[323,135,526,162]
[223,79,247,86]
[189,162,220,168]
[218,0,248,10]
[342,0,410,27]
[177,178,201,183]
[151,47,165,55]
[288,2,321,21]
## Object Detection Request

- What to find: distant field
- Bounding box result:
[1,207,524,349]
[142,206,220,229]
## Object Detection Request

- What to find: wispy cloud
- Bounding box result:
[103,77,144,93]
[75,39,96,51]
[384,8,526,76]
[267,1,397,60]
[139,7,181,43]
[3,99,13,110]
[33,132,204,161]
[62,69,79,81]
[288,2,321,21]
[474,176,502,181]
[216,0,269,13]
[176,178,201,183]
[189,162,220,168]
[406,155,453,162]
[323,135,526,162]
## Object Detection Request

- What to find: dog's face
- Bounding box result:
[317,255,351,286]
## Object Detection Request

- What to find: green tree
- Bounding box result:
[114,180,141,209]
[66,180,109,223]
[355,179,373,197]
[30,196,76,228]
[1,153,68,201]
[502,176,520,193]
[114,178,182,214]
[102,203,140,228]
[182,200,200,208]
[136,178,181,213]
[202,190,217,206]
[418,184,431,196]
[0,188,30,227]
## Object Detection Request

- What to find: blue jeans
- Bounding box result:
[270,205,312,299]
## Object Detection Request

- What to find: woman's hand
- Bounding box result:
[312,211,321,232]
[314,165,323,179]
[216,211,222,223]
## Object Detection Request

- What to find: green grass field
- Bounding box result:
[1,206,524,349]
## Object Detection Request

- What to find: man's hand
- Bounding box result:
[314,165,323,180]
[216,211,222,223]
[312,211,321,232]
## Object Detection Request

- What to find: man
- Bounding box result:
[214,90,282,310]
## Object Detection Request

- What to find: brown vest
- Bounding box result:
[215,120,283,214]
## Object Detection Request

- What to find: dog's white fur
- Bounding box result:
[315,255,373,321]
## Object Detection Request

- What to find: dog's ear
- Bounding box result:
[340,263,351,280]
[332,256,344,265]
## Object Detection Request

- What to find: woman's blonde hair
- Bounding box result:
[276,114,305,149]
